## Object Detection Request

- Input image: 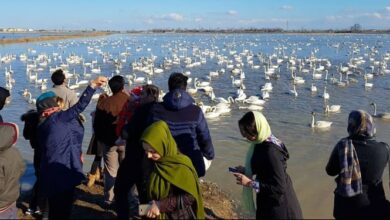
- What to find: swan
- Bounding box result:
[75,75,89,86]
[243,96,265,106]
[133,73,146,84]
[26,92,36,105]
[239,105,264,111]
[370,102,390,119]
[231,76,242,88]
[364,76,373,89]
[262,91,270,100]
[235,88,247,102]
[311,112,332,128]
[311,83,318,92]
[261,82,273,92]
[323,86,329,100]
[312,70,322,80]
[289,84,298,97]
[205,106,221,119]
[194,78,210,87]
[325,105,341,113]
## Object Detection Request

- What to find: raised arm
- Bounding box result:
[59,76,107,122]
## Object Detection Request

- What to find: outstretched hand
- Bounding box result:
[90,76,108,89]
[233,172,253,187]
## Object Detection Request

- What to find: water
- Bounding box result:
[1,33,390,218]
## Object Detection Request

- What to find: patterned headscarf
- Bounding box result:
[347,110,376,138]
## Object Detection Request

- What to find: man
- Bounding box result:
[0,87,10,123]
[93,75,129,206]
[51,69,78,110]
[151,72,215,177]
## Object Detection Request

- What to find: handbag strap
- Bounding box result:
[177,195,196,219]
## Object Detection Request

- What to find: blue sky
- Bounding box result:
[1,0,389,30]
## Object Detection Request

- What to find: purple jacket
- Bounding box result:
[151,89,214,177]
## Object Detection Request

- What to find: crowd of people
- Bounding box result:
[0,69,389,219]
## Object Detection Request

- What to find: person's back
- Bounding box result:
[151,72,214,177]
[51,69,78,110]
[326,110,390,219]
[0,122,26,219]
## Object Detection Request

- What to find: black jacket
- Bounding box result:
[252,141,302,219]
[326,136,390,219]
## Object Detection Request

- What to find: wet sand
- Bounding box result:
[0,32,112,45]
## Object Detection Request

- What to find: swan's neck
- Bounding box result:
[373,104,377,116]
[311,115,315,127]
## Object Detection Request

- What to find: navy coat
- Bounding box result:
[151,89,214,177]
[38,86,95,197]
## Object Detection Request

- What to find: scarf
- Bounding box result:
[141,121,205,219]
[243,111,271,213]
[97,91,129,117]
[336,110,371,197]
[41,107,61,117]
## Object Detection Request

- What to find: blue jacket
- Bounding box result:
[38,86,95,197]
[151,89,214,177]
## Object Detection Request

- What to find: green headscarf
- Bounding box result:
[242,111,272,213]
[141,121,205,219]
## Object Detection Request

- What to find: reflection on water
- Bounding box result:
[1,33,390,218]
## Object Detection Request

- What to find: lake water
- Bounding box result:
[1,33,390,218]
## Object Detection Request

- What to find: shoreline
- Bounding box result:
[17,179,242,219]
[0,32,113,45]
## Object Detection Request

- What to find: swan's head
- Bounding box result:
[370,102,376,107]
[311,111,315,116]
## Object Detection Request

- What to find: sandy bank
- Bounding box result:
[0,32,112,45]
[17,179,240,219]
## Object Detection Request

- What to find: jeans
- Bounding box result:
[0,202,17,219]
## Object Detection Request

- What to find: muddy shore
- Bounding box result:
[0,32,112,45]
[17,179,241,219]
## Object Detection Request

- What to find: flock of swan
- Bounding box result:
[1,34,390,131]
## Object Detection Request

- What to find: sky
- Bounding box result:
[1,0,389,30]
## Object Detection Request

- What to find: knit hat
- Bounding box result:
[0,87,10,110]
[36,91,58,113]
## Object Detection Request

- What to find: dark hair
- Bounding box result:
[109,75,125,94]
[142,84,160,102]
[51,69,65,85]
[0,87,10,110]
[168,72,188,91]
[238,112,258,138]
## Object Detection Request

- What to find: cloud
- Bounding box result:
[194,17,203,22]
[385,6,390,12]
[227,10,238,16]
[280,5,293,11]
[144,18,154,24]
[162,13,184,22]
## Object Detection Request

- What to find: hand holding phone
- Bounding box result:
[138,204,150,216]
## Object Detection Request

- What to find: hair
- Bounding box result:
[142,84,160,102]
[56,97,65,109]
[51,69,66,85]
[109,75,125,94]
[238,111,258,138]
[168,72,188,91]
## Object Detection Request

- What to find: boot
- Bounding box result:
[86,173,97,187]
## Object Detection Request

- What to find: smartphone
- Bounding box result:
[228,167,239,173]
[138,204,150,216]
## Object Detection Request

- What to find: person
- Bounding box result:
[150,72,214,177]
[326,110,390,219]
[0,122,26,219]
[114,84,160,219]
[50,69,78,110]
[140,120,205,219]
[0,87,10,123]
[232,111,302,219]
[85,110,104,187]
[21,109,46,216]
[93,75,129,206]
[37,76,107,220]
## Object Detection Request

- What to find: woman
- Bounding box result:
[140,120,205,219]
[326,110,390,219]
[37,76,107,220]
[114,84,160,219]
[232,111,302,219]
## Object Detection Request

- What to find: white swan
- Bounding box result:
[261,82,273,92]
[325,105,341,113]
[370,102,390,119]
[243,96,265,106]
[26,92,36,105]
[311,112,332,128]
[323,86,329,100]
[311,83,318,92]
[239,105,264,111]
[289,84,298,97]
[364,76,373,89]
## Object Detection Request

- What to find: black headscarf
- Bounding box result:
[0,87,10,110]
